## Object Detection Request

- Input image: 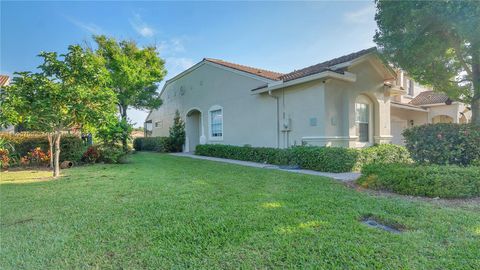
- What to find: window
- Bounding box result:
[209,107,223,139]
[154,121,163,128]
[355,103,370,142]
[408,79,414,96]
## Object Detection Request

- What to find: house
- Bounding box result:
[0,75,15,133]
[145,48,471,151]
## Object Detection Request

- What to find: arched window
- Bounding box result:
[355,95,373,145]
[208,105,223,140]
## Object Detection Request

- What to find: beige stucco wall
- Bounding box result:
[147,63,279,151]
[147,58,397,151]
[324,60,393,147]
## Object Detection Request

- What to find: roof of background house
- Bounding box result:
[204,58,284,81]
[0,75,9,86]
[279,47,377,82]
[409,91,451,105]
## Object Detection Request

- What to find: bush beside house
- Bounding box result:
[133,137,172,152]
[195,144,411,173]
[403,123,480,166]
[358,163,480,198]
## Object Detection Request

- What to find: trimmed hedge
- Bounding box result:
[403,123,480,166]
[358,163,480,198]
[0,133,85,162]
[133,137,172,152]
[195,144,411,173]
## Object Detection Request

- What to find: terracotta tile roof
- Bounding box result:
[409,91,451,105]
[279,47,377,82]
[204,58,283,81]
[0,75,9,86]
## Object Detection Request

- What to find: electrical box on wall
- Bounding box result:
[309,117,317,127]
[281,118,292,131]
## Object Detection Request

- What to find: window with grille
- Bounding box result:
[355,103,369,142]
[210,109,223,137]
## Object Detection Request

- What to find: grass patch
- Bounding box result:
[1,153,479,269]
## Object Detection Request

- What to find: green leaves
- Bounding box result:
[374,0,480,123]
[0,44,117,133]
[93,35,166,111]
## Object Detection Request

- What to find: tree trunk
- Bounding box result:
[53,131,61,178]
[471,47,480,125]
[47,133,53,169]
[120,104,129,152]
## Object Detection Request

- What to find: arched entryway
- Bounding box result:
[185,109,202,152]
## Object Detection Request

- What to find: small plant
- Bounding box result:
[20,147,50,167]
[82,146,101,164]
[0,138,16,169]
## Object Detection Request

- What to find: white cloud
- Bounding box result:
[166,57,195,76]
[130,13,155,37]
[158,38,187,56]
[67,17,103,35]
[343,4,375,24]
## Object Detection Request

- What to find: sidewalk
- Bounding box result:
[170,152,361,182]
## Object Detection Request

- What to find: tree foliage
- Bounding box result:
[374,0,480,124]
[93,35,167,150]
[168,110,185,152]
[0,45,117,177]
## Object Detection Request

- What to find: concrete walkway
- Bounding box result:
[170,152,361,182]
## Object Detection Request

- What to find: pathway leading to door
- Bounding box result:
[170,152,361,181]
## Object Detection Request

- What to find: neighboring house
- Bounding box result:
[145,47,471,151]
[0,75,15,133]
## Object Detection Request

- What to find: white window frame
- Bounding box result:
[208,105,224,141]
[407,79,414,96]
[355,95,373,147]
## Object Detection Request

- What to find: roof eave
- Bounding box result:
[251,71,356,94]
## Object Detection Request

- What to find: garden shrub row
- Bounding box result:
[403,123,480,166]
[195,143,412,173]
[357,163,480,198]
[0,132,85,162]
[133,137,172,152]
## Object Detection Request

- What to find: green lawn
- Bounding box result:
[1,153,479,269]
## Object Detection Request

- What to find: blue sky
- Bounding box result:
[1,1,377,127]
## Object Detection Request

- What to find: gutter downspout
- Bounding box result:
[268,90,280,148]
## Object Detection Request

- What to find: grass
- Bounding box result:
[1,152,479,269]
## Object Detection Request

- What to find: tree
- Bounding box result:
[374,0,480,124]
[0,45,117,177]
[168,110,185,152]
[93,35,167,151]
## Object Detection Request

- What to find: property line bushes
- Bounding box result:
[133,137,172,152]
[195,144,411,173]
[358,163,480,198]
[0,132,85,163]
[403,123,480,166]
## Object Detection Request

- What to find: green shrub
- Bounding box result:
[196,144,294,165]
[133,137,172,152]
[195,144,410,173]
[290,146,358,173]
[354,144,412,170]
[97,145,127,164]
[403,123,480,166]
[358,163,480,198]
[0,132,85,162]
